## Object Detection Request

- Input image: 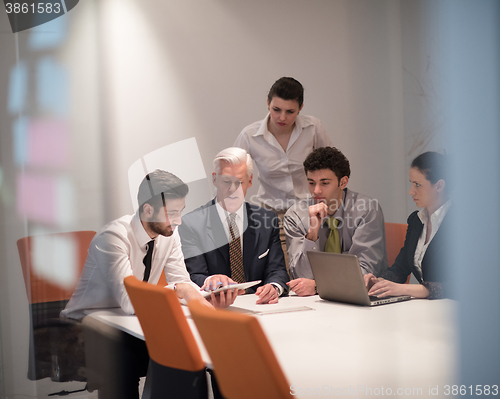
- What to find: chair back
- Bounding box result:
[188,300,291,399]
[385,222,408,267]
[17,231,96,304]
[16,230,95,382]
[385,222,411,283]
[157,270,167,286]
[123,276,205,371]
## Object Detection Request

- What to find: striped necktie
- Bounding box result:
[228,213,245,283]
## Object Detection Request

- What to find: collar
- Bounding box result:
[417,200,452,226]
[321,189,347,227]
[250,113,312,138]
[132,211,155,248]
[215,200,245,224]
[251,113,270,137]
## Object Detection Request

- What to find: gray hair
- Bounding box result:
[137,169,188,214]
[213,147,253,177]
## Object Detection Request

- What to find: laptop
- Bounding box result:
[307,252,411,306]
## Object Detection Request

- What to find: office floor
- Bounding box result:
[1,381,96,399]
[30,380,97,399]
[1,378,146,399]
[2,368,217,399]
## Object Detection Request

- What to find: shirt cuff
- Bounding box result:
[270,282,284,296]
[302,237,320,253]
[166,281,201,292]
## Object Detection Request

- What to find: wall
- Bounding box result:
[98,0,408,222]
[400,0,452,214]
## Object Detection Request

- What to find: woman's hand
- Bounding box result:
[368,279,430,299]
[363,273,381,291]
[368,279,408,298]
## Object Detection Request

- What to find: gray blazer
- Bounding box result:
[284,188,388,279]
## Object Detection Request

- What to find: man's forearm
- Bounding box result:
[175,283,204,302]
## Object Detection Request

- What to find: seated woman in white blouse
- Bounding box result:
[234,77,332,267]
[364,152,451,299]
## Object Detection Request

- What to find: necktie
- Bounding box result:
[143,240,155,282]
[228,213,245,283]
[325,217,341,253]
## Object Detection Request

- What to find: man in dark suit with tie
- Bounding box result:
[179,147,289,304]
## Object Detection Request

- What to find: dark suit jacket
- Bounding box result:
[382,209,451,299]
[178,199,289,293]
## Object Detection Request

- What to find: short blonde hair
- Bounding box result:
[213,147,253,177]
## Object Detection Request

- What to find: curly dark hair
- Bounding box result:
[303,147,351,180]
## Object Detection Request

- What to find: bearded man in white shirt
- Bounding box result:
[62,170,234,399]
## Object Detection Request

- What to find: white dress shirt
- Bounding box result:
[61,212,196,320]
[414,200,452,273]
[234,113,332,210]
[215,201,245,251]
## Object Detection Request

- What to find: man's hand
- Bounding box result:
[363,273,381,291]
[201,274,235,291]
[174,283,215,308]
[208,288,238,308]
[174,282,238,309]
[287,278,316,296]
[255,284,279,304]
[306,203,328,242]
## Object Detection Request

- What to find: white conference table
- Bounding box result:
[86,294,458,398]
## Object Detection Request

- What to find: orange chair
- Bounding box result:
[123,276,209,399]
[156,270,167,286]
[188,300,291,399]
[16,230,96,382]
[385,222,410,283]
[17,230,96,305]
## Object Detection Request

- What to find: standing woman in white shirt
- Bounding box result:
[365,152,451,299]
[234,77,332,268]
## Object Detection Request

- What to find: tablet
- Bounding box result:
[200,280,261,298]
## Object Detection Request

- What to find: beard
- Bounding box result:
[148,221,174,237]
